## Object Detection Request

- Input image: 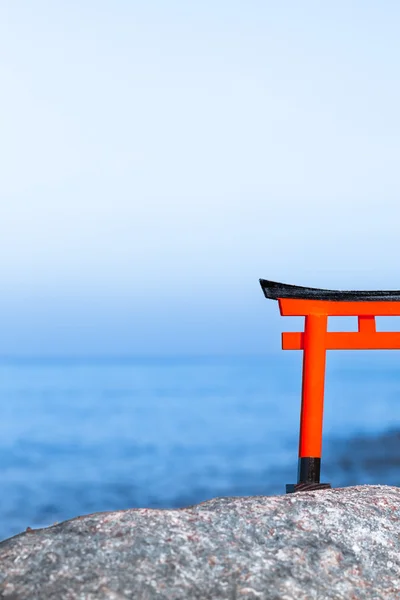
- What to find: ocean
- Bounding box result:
[1,353,400,542]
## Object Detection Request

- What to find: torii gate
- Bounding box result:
[260,279,400,493]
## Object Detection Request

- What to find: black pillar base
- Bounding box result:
[286,456,331,493]
[286,482,331,493]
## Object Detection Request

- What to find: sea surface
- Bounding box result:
[1,353,400,542]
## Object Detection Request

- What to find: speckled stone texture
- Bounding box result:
[1,485,400,599]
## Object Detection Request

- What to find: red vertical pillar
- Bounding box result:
[297,314,327,485]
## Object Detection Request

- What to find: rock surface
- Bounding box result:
[1,485,400,599]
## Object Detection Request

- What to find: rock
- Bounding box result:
[1,485,400,599]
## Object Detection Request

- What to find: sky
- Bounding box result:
[1,1,400,355]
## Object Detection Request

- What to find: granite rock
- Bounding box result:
[1,485,400,599]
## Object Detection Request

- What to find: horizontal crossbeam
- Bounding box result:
[282,331,400,350]
[279,298,400,317]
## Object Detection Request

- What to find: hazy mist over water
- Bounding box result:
[2,353,400,542]
[1,1,400,357]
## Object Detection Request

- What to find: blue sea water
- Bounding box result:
[1,353,400,542]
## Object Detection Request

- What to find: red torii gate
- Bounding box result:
[260,279,400,493]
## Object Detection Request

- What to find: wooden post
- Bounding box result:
[298,314,327,485]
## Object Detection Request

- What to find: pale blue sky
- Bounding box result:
[1,1,400,354]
